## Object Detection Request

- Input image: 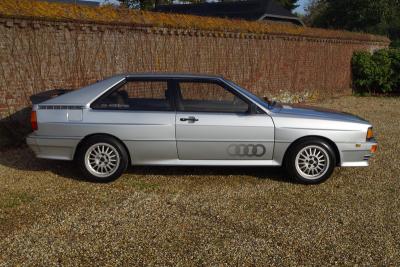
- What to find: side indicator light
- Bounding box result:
[367,128,374,140]
[370,144,378,153]
[31,111,38,131]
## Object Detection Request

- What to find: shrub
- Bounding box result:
[352,51,376,93]
[388,49,400,92]
[390,39,400,48]
[352,48,400,94]
[370,49,392,93]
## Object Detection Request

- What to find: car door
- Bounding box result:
[87,78,178,164]
[175,79,274,160]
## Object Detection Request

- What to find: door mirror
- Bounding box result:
[248,104,265,115]
[262,96,270,102]
[262,96,276,107]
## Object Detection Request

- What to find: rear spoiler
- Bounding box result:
[30,89,72,105]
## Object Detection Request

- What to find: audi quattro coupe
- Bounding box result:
[27,73,377,184]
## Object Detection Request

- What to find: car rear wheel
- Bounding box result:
[77,136,128,182]
[285,139,336,184]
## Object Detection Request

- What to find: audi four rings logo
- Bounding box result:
[227,144,266,157]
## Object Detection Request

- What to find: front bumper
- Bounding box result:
[26,134,79,161]
[338,139,377,167]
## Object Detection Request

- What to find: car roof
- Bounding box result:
[124,72,223,79]
[38,73,225,106]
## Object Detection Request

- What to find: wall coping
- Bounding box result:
[0,15,390,47]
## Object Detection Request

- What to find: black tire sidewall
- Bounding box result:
[77,136,128,183]
[286,139,336,184]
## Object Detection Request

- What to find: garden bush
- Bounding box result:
[352,48,400,94]
[352,51,377,93]
[388,49,400,91]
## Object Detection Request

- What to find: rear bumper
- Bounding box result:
[26,135,80,161]
[338,140,377,167]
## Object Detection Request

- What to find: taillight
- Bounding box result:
[31,110,38,131]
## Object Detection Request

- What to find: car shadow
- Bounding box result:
[129,165,291,183]
[0,107,32,147]
[0,145,292,184]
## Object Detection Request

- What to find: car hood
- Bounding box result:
[274,103,369,123]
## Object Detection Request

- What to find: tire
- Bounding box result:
[285,138,336,184]
[76,135,129,183]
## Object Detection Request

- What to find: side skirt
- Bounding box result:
[132,159,281,166]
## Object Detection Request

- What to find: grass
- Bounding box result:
[0,96,399,265]
[125,179,160,191]
[0,192,34,209]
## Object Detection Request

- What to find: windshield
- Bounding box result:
[223,79,273,110]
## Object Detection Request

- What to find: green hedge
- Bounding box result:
[352,48,400,94]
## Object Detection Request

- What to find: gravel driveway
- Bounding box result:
[0,96,399,266]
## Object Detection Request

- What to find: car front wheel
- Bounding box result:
[77,136,128,182]
[285,139,336,184]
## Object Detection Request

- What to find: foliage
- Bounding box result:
[303,0,327,26]
[118,0,174,10]
[0,0,388,43]
[390,39,400,48]
[118,0,299,11]
[388,49,400,90]
[305,0,400,47]
[352,51,376,93]
[278,0,299,12]
[371,50,393,93]
[352,48,400,94]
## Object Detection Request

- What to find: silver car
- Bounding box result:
[27,73,377,184]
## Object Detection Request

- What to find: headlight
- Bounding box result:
[367,127,374,140]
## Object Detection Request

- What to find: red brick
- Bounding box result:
[0,17,388,119]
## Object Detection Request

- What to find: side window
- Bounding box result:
[92,80,173,111]
[178,82,249,113]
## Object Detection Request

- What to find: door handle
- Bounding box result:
[180,116,199,122]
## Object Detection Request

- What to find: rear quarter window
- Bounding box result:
[92,80,173,111]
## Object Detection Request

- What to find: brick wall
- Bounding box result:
[0,16,388,122]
